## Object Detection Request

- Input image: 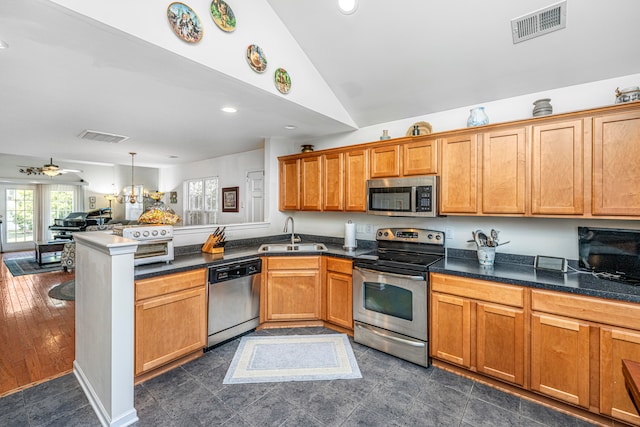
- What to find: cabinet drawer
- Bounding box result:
[326,257,353,275]
[135,268,206,301]
[430,273,524,307]
[266,256,321,270]
[531,289,640,330]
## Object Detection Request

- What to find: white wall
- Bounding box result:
[266,73,640,261]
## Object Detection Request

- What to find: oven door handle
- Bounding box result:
[135,238,173,244]
[356,323,425,348]
[354,266,425,281]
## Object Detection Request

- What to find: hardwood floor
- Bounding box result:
[0,251,75,397]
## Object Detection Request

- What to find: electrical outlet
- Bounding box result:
[365,224,373,234]
[445,227,454,240]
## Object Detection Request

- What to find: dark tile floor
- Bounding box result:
[0,327,599,427]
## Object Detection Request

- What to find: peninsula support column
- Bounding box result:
[73,232,139,427]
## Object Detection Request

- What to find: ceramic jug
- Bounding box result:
[467,107,489,127]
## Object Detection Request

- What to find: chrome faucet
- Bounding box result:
[283,216,300,245]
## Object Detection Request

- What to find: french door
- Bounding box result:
[1,185,37,252]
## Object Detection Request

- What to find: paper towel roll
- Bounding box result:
[344,221,357,251]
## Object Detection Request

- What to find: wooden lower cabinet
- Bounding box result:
[430,292,471,368]
[530,312,591,408]
[134,269,207,377]
[600,326,640,425]
[324,257,353,330]
[476,302,525,386]
[262,256,321,321]
[430,274,525,386]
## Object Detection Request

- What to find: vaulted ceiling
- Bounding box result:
[0,0,638,170]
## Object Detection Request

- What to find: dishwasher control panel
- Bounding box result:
[209,258,262,283]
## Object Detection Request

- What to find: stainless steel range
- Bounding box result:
[112,224,174,266]
[353,227,445,367]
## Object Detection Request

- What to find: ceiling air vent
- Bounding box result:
[511,1,567,44]
[78,129,129,144]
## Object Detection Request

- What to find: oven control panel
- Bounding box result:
[376,227,444,245]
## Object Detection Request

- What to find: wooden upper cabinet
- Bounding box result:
[592,110,640,216]
[369,144,400,178]
[300,155,322,211]
[532,119,585,215]
[279,158,300,211]
[322,152,344,211]
[344,148,368,212]
[403,138,438,175]
[440,133,478,214]
[482,127,527,214]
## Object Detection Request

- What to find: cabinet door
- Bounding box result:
[279,158,300,211]
[532,119,584,215]
[430,293,471,367]
[325,271,353,329]
[530,313,590,407]
[300,155,322,211]
[266,269,321,320]
[440,133,478,214]
[600,327,640,425]
[135,287,206,375]
[593,110,640,215]
[481,128,526,214]
[403,138,438,175]
[370,144,400,178]
[322,152,344,211]
[344,148,368,212]
[476,302,525,386]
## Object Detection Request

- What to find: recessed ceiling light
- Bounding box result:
[338,0,358,14]
[284,125,297,130]
[0,40,9,49]
[221,107,237,113]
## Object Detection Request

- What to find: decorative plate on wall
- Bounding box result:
[274,68,291,94]
[210,0,236,32]
[167,2,203,43]
[246,44,267,73]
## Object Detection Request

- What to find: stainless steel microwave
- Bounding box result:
[366,176,437,217]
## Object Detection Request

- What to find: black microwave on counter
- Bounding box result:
[578,226,640,282]
[366,176,437,217]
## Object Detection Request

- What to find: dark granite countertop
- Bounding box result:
[430,249,640,304]
[134,234,375,280]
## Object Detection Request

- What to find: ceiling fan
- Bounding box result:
[19,158,83,177]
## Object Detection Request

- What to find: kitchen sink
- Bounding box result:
[257,243,328,253]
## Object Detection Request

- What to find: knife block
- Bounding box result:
[202,246,224,254]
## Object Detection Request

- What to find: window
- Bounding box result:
[124,185,144,220]
[184,177,219,225]
[5,188,35,243]
[49,189,74,226]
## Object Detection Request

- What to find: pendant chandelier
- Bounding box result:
[128,152,137,204]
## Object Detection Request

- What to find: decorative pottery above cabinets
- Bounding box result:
[167,2,203,43]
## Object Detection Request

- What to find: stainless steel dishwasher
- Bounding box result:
[207,257,262,348]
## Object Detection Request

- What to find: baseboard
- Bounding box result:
[74,361,139,427]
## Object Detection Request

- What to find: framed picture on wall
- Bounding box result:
[222,187,239,212]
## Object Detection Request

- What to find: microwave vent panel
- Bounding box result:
[511,1,567,44]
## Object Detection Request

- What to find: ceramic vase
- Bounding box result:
[467,107,489,127]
